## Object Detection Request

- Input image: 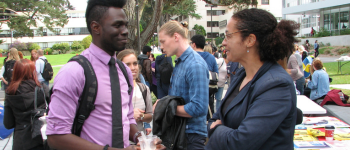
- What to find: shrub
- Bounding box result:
[340,29,350,35]
[52,43,70,54]
[319,42,325,47]
[45,48,53,55]
[28,43,41,52]
[9,40,27,51]
[324,49,331,55]
[81,35,92,49]
[314,27,331,37]
[337,47,350,55]
[0,49,3,53]
[326,43,331,46]
[71,41,83,51]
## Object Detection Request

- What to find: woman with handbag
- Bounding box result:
[206,8,299,150]
[3,59,50,150]
[117,49,153,135]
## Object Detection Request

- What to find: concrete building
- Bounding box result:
[282,0,350,37]
[172,0,282,44]
[0,10,89,50]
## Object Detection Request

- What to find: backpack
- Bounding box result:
[158,55,173,84]
[49,55,132,136]
[208,71,218,90]
[4,60,16,82]
[40,58,54,81]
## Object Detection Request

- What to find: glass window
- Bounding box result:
[207,32,219,38]
[261,0,269,5]
[324,14,330,30]
[340,11,349,29]
[207,21,219,27]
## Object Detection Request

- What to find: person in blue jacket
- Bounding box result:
[206,8,298,150]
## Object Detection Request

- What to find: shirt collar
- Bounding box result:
[88,43,116,65]
[176,46,193,63]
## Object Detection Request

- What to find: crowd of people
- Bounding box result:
[1,0,333,150]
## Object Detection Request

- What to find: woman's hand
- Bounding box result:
[210,120,222,129]
[153,99,160,113]
[145,128,152,135]
[134,108,145,121]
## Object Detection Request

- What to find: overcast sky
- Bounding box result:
[70,0,88,11]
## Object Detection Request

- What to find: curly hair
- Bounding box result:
[232,8,300,62]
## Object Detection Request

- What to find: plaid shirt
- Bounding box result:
[169,46,209,136]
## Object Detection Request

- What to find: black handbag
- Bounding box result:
[31,86,48,139]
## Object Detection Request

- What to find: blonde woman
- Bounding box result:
[116,49,153,135]
[203,45,213,54]
[2,48,20,88]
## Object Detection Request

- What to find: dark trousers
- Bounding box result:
[150,84,158,99]
[186,133,206,150]
[296,76,305,95]
[314,48,319,58]
[207,88,217,120]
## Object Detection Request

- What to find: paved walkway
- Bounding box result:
[330,84,350,90]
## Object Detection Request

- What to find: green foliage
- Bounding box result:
[28,43,41,52]
[9,40,27,51]
[324,62,350,84]
[326,43,331,46]
[340,29,350,35]
[314,27,331,37]
[0,39,3,45]
[2,0,74,37]
[44,48,52,55]
[71,41,83,51]
[215,37,224,46]
[337,47,350,55]
[81,35,92,49]
[324,49,331,54]
[162,0,201,19]
[192,24,206,36]
[0,49,3,53]
[147,36,158,47]
[51,43,70,54]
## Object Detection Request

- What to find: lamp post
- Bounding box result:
[136,1,141,54]
[211,5,213,44]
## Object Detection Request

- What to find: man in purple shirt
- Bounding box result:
[46,0,164,150]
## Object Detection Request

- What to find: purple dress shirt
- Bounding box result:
[46,43,136,148]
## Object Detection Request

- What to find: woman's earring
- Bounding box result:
[247,49,249,53]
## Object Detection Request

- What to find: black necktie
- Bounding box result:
[109,57,124,148]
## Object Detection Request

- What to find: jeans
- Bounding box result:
[215,87,224,112]
[186,133,206,150]
[296,76,305,95]
[314,48,319,58]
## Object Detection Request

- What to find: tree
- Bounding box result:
[215,37,224,46]
[81,35,92,49]
[9,40,27,51]
[0,0,74,38]
[204,0,257,12]
[71,41,83,51]
[192,24,206,36]
[125,0,201,54]
[27,43,41,52]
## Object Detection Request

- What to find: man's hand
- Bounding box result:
[135,137,166,150]
[210,120,222,129]
[134,108,145,121]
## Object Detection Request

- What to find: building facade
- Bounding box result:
[282,0,350,37]
[172,0,282,45]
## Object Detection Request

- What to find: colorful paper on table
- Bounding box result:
[294,135,319,141]
[294,141,331,148]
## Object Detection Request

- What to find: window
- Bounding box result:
[207,32,219,38]
[261,0,269,5]
[207,21,219,27]
[207,10,225,16]
[324,14,330,30]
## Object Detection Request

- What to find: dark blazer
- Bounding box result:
[4,80,50,150]
[205,62,297,150]
[155,54,173,99]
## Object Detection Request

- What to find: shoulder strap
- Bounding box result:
[116,59,132,95]
[34,86,48,110]
[219,59,224,69]
[137,82,148,106]
[68,55,98,136]
[39,58,47,74]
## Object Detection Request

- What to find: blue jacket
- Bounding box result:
[155,54,173,99]
[206,62,297,150]
[197,51,218,73]
[308,69,330,100]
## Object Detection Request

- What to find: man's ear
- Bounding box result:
[91,21,101,35]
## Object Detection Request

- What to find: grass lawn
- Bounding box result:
[330,87,350,96]
[323,62,350,84]
[0,54,77,67]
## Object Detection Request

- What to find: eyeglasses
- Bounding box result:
[224,29,247,40]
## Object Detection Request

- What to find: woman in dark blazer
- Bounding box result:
[3,59,49,150]
[206,9,299,150]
